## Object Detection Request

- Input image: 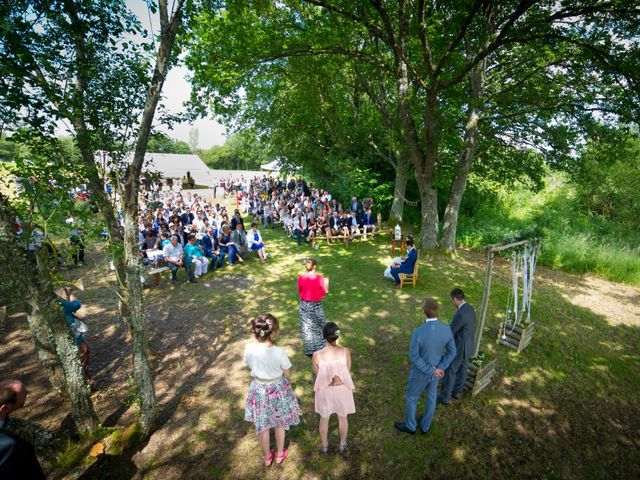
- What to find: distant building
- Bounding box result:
[142,153,210,185]
[96,152,266,191]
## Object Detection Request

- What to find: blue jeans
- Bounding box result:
[295,229,308,245]
[206,253,219,271]
[404,374,439,433]
[228,245,237,265]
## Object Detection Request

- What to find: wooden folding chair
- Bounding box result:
[399,251,420,288]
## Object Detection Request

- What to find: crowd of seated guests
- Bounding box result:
[131,173,377,284]
[239,176,377,247]
[134,189,268,284]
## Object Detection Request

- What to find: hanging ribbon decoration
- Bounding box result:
[504,241,540,337]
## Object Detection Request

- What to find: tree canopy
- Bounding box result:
[185,0,640,249]
[147,132,192,154]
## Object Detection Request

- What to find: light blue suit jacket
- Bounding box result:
[408,319,457,382]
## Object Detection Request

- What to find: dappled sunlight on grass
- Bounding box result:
[452,446,466,462]
[516,366,567,385]
[5,215,640,479]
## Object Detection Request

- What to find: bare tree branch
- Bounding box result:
[416,0,435,76]
[439,0,538,90]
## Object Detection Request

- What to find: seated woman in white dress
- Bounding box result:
[247,223,268,261]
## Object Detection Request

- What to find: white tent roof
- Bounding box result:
[144,153,210,180]
[96,152,268,187]
[260,159,282,172]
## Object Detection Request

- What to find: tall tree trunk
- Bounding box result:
[0,194,98,436]
[393,8,439,249]
[26,302,67,395]
[65,0,130,327]
[396,57,438,248]
[416,174,439,249]
[389,162,407,226]
[388,159,409,224]
[122,203,156,435]
[27,273,98,436]
[441,59,486,251]
[415,90,440,249]
[0,197,65,394]
[120,0,185,437]
[368,140,410,225]
[73,124,130,326]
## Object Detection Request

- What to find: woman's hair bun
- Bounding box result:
[322,322,340,343]
[251,314,279,341]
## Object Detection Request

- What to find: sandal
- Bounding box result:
[338,443,347,454]
[275,448,288,464]
[264,450,275,466]
[319,445,329,454]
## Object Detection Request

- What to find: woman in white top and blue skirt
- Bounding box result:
[244,314,301,466]
[247,223,267,261]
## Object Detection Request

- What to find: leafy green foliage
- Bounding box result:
[457,172,640,285]
[185,0,640,250]
[0,135,19,162]
[574,132,640,226]
[146,133,192,154]
[200,129,269,170]
[0,0,151,138]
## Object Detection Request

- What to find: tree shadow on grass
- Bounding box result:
[71,230,640,479]
[74,273,254,479]
[11,228,638,479]
[250,235,640,479]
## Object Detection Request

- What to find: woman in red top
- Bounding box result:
[298,258,329,357]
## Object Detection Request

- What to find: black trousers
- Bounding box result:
[70,235,85,264]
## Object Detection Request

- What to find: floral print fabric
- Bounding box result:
[245,377,302,433]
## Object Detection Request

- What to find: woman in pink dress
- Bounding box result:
[312,322,355,454]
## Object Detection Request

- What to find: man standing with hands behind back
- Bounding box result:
[439,288,476,405]
[395,298,457,435]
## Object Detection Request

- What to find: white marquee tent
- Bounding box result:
[143,153,210,183]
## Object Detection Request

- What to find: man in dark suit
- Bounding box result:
[201,227,223,270]
[350,196,361,219]
[180,208,193,227]
[0,380,46,480]
[438,288,476,404]
[390,239,418,288]
[395,298,457,434]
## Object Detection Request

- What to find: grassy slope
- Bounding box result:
[124,225,640,480]
[457,174,640,286]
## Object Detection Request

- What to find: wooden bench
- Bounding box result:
[311,227,388,247]
[311,233,364,247]
[399,252,420,288]
[148,266,170,286]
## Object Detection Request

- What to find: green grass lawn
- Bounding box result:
[59,223,640,479]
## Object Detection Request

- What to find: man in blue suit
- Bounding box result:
[395,298,457,434]
[439,288,476,404]
[390,239,418,288]
[201,227,223,270]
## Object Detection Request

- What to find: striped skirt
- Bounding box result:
[299,300,326,356]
